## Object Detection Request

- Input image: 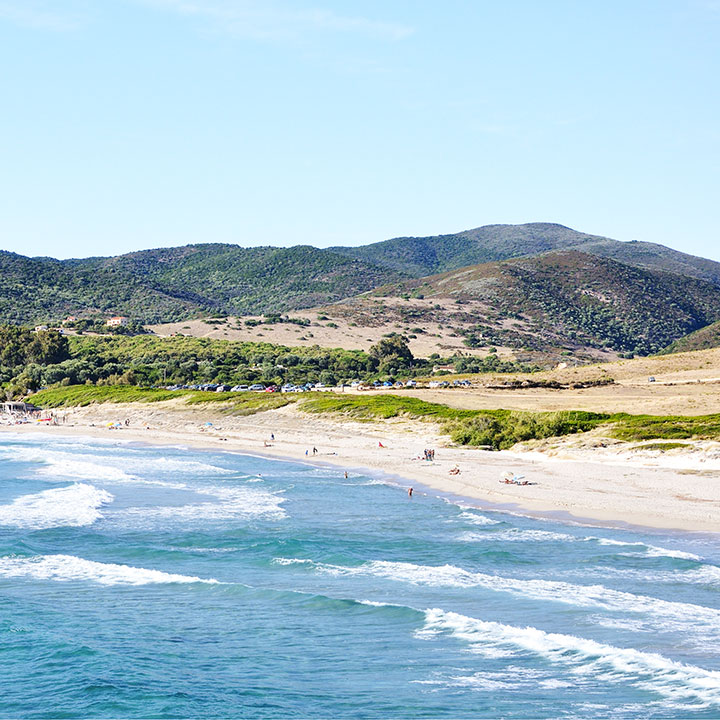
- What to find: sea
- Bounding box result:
[1,433,719,719]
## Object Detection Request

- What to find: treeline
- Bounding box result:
[0,326,538,397]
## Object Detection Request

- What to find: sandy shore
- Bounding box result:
[3,400,720,534]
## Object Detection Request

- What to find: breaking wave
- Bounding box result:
[0,484,113,529]
[0,554,220,586]
[278,558,720,639]
[421,609,720,707]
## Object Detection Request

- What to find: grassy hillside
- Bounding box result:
[0,245,401,324]
[3,222,720,360]
[331,222,720,284]
[661,320,720,354]
[374,250,720,356]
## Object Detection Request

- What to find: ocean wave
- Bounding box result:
[589,564,720,588]
[279,558,720,639]
[421,609,720,707]
[122,485,287,523]
[0,554,219,585]
[457,511,501,526]
[8,447,136,483]
[0,484,113,529]
[7,447,235,484]
[455,525,703,561]
[457,528,578,542]
[142,457,235,476]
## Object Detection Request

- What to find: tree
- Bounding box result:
[369,334,413,368]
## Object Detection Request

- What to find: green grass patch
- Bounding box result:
[28,386,720,450]
[300,393,609,449]
[185,391,295,415]
[634,442,692,451]
[30,385,295,415]
[610,413,720,441]
[29,385,191,407]
[299,394,477,421]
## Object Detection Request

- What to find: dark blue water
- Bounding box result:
[1,433,719,718]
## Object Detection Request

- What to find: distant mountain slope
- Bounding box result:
[2,221,720,360]
[331,222,720,284]
[0,245,401,324]
[661,320,720,354]
[379,250,720,355]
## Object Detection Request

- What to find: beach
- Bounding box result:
[4,399,719,534]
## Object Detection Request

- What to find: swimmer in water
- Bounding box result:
[408,487,413,497]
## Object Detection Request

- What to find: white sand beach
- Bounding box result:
[3,400,719,534]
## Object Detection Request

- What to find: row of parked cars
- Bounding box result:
[165,378,473,393]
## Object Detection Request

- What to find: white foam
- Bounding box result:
[455,526,704,562]
[459,528,580,543]
[287,558,720,639]
[415,671,515,691]
[686,565,720,586]
[457,511,500,526]
[0,554,219,585]
[7,446,234,485]
[641,545,702,561]
[123,485,286,523]
[8,447,136,483]
[422,609,720,707]
[273,557,313,566]
[144,457,235,476]
[0,484,113,529]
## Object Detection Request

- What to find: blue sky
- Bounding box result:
[1,0,718,260]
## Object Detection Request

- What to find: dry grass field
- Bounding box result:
[392,347,720,416]
[146,300,517,360]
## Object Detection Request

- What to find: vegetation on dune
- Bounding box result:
[610,414,720,442]
[29,385,296,414]
[633,442,692,451]
[443,410,610,449]
[25,385,720,449]
[28,385,189,406]
[301,394,476,421]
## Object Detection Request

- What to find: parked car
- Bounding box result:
[405,380,417,387]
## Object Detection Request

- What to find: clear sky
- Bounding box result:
[1,0,718,260]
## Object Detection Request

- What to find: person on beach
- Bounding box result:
[313,446,318,455]
[271,433,275,441]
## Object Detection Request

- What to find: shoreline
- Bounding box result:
[3,401,720,534]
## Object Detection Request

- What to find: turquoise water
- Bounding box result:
[1,434,719,719]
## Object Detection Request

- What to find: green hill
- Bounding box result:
[375,250,720,356]
[0,245,402,324]
[661,320,720,354]
[2,222,720,362]
[331,222,720,284]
